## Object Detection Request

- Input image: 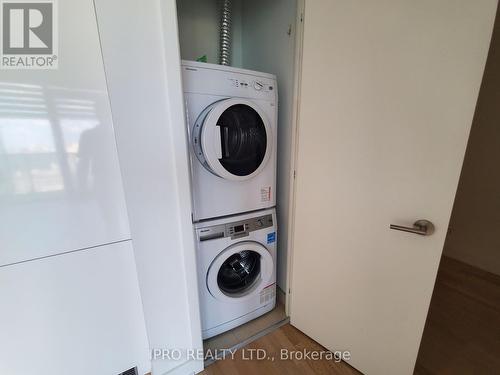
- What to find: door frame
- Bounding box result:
[285,0,305,316]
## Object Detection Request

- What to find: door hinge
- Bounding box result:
[300,13,304,22]
[293,170,296,179]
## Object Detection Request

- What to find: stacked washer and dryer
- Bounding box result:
[181,60,278,339]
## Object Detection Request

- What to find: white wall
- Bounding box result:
[176,0,243,67]
[241,0,298,291]
[94,0,203,374]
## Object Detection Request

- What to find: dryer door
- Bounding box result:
[192,98,272,181]
[207,241,274,303]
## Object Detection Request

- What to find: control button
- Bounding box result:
[254,81,264,90]
[256,219,264,228]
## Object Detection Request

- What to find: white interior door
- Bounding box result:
[289,1,498,374]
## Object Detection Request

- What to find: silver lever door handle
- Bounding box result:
[390,220,435,236]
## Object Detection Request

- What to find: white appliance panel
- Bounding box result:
[0,241,150,375]
[0,0,130,266]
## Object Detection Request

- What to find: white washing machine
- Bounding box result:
[195,208,277,339]
[182,61,278,222]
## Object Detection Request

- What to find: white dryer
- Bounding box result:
[195,208,277,339]
[182,61,277,221]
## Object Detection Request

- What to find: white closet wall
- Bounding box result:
[177,0,243,67]
[241,0,298,291]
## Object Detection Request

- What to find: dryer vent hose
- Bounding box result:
[219,0,232,66]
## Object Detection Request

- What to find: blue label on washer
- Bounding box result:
[267,232,276,244]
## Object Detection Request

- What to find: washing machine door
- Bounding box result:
[207,241,274,303]
[192,98,272,181]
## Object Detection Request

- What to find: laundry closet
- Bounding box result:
[173,0,497,373]
[175,0,302,353]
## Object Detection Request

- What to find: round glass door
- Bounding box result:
[217,250,261,295]
[194,98,273,181]
[217,104,267,177]
[207,241,273,302]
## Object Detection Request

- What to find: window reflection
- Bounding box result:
[0,82,101,197]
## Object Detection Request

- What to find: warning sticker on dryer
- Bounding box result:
[260,283,276,305]
[261,186,271,202]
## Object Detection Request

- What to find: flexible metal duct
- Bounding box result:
[219,0,232,65]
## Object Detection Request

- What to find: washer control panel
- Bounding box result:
[198,214,273,241]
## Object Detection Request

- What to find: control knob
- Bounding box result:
[254,81,264,91]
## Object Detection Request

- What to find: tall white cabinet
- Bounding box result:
[0,0,150,373]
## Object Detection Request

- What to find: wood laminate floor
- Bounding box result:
[201,324,360,375]
[415,256,500,374]
[202,256,500,374]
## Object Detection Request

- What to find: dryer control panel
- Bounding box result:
[228,78,275,94]
[198,214,273,241]
[181,60,277,101]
